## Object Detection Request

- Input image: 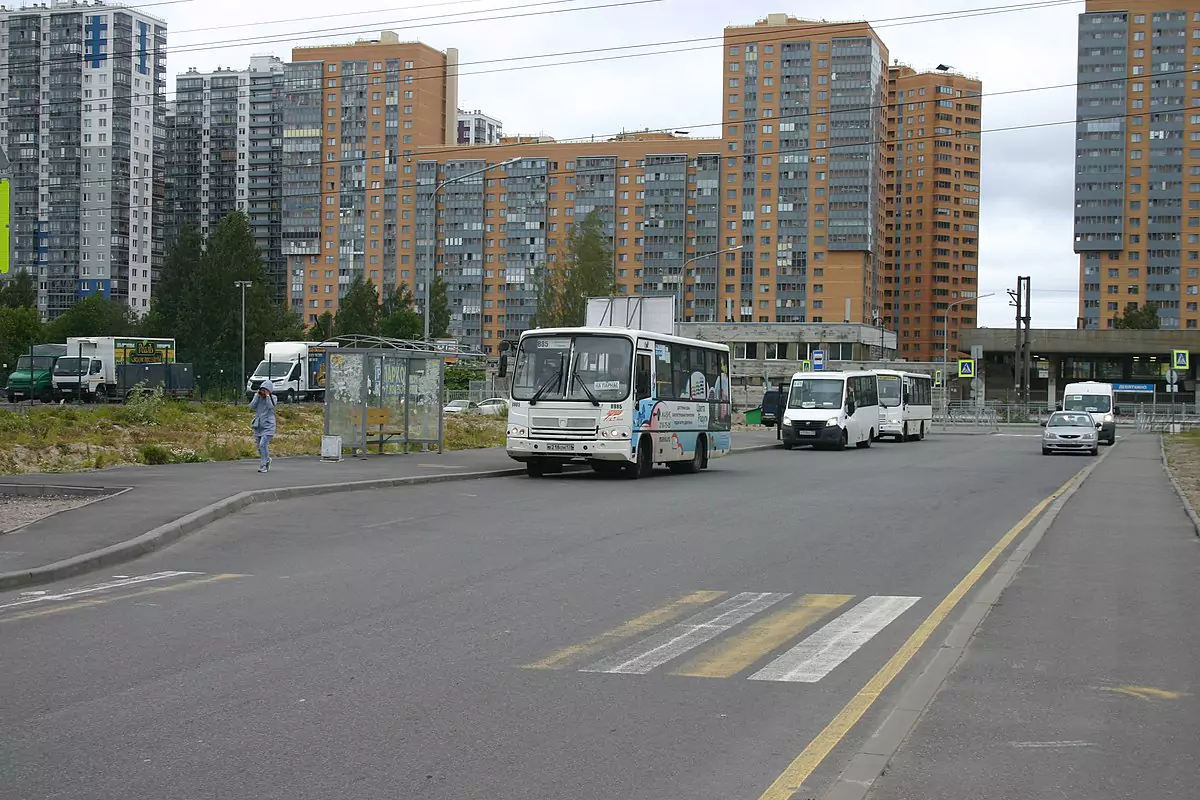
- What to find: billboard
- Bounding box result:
[114,338,176,365]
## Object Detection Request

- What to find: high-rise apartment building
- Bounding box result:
[0,0,166,318]
[884,65,983,359]
[1075,1,1200,330]
[166,55,287,299]
[457,109,503,145]
[283,32,459,322]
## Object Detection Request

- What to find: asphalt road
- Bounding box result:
[0,434,1089,800]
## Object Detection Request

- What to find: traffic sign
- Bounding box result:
[1173,349,1190,370]
[958,358,976,379]
[812,350,825,372]
[1168,369,1180,386]
[800,359,812,372]
[970,345,984,360]
[934,369,944,387]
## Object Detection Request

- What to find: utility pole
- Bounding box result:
[1007,277,1032,405]
[235,280,252,394]
[1008,282,1023,404]
[1019,276,1032,407]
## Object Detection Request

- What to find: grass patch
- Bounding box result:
[0,401,506,475]
[1164,433,1200,513]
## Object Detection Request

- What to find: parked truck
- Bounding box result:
[5,343,68,403]
[245,341,339,402]
[52,337,193,401]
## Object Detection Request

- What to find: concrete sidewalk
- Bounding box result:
[860,434,1200,800]
[0,430,782,587]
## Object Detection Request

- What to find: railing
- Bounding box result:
[1135,405,1200,433]
[932,403,1000,432]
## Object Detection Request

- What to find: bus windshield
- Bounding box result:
[877,375,902,407]
[788,378,845,410]
[512,334,634,402]
[1063,394,1112,413]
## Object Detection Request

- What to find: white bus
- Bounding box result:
[781,371,881,451]
[505,327,733,478]
[874,369,933,442]
[1061,381,1116,445]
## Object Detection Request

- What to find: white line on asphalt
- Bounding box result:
[581,591,790,675]
[0,571,201,611]
[749,595,920,683]
[1010,741,1096,749]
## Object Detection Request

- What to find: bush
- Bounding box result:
[139,443,173,465]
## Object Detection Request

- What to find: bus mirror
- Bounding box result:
[497,354,508,378]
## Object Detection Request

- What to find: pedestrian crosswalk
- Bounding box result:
[525,590,920,684]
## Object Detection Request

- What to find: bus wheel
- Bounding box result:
[673,436,706,474]
[526,460,545,478]
[902,423,909,442]
[626,437,654,479]
[782,440,794,451]
[918,422,926,441]
[856,429,873,449]
[592,461,623,477]
[837,430,849,451]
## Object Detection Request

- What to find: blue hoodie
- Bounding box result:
[250,380,277,436]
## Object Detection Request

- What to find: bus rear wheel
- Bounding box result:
[670,436,706,474]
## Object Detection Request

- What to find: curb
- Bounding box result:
[1159,434,1200,538]
[820,441,1118,800]
[0,441,781,591]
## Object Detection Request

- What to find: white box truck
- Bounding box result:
[53,337,184,401]
[245,341,339,402]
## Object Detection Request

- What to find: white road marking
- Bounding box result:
[749,595,920,683]
[1010,741,1096,749]
[0,571,200,611]
[582,591,790,675]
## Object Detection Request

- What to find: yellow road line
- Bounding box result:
[671,594,853,679]
[522,590,727,670]
[0,574,246,624]
[757,467,1087,800]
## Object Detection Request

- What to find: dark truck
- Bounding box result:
[5,343,68,403]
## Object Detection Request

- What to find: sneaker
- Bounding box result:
[258,466,268,473]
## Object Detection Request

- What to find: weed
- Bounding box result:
[139,443,174,465]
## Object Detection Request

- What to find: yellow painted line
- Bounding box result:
[1100,685,1189,701]
[0,574,246,624]
[671,594,853,679]
[522,590,727,670]
[757,467,1088,800]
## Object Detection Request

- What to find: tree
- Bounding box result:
[334,275,381,336]
[1114,302,1160,330]
[379,285,422,339]
[0,306,43,385]
[0,270,37,309]
[534,209,614,327]
[308,312,334,342]
[428,274,451,339]
[46,294,139,341]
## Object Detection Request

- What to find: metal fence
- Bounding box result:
[1135,405,1200,433]
[932,403,1000,432]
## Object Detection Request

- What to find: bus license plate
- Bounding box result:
[545,443,573,452]
[797,430,816,437]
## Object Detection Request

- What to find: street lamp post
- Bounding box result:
[676,244,743,333]
[942,292,995,411]
[235,280,252,394]
[423,157,522,343]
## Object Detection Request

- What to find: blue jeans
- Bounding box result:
[257,434,273,467]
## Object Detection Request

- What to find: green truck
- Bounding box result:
[5,343,68,403]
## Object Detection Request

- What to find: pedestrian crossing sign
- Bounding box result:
[801,360,812,371]
[934,369,943,387]
[958,359,976,379]
[1173,349,1189,370]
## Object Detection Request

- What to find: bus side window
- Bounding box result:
[636,353,653,401]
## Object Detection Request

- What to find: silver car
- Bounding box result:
[1041,411,1101,456]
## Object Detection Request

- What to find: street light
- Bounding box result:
[676,245,743,332]
[942,291,995,409]
[235,280,252,394]
[423,157,522,344]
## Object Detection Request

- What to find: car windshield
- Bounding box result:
[53,357,89,375]
[15,356,55,371]
[788,378,845,409]
[254,360,294,379]
[1063,394,1111,413]
[447,401,469,409]
[511,334,633,402]
[877,375,902,407]
[1049,412,1095,428]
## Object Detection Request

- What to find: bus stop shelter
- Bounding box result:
[322,335,487,457]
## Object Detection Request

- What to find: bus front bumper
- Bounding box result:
[879,418,904,437]
[782,422,843,447]
[506,437,633,463]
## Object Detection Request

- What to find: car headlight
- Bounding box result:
[1103,413,1114,423]
[601,427,631,439]
[507,425,527,437]
[825,417,839,427]
[1043,432,1056,439]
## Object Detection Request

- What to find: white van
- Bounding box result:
[781,371,881,451]
[1061,381,1116,445]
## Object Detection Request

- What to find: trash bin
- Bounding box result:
[745,408,762,426]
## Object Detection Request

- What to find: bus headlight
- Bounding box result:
[507,425,527,437]
[1103,413,1114,423]
[825,417,839,427]
[601,427,631,439]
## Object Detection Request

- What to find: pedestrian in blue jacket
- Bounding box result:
[250,379,277,473]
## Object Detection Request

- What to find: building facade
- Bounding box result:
[1075,0,1200,330]
[283,33,460,323]
[0,0,166,318]
[166,55,287,299]
[457,109,502,145]
[884,65,983,360]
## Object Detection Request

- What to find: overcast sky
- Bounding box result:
[161,0,1086,329]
